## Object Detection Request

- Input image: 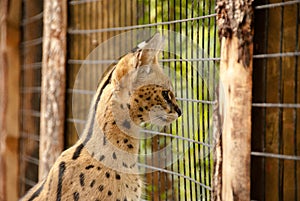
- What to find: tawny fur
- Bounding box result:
[21,34,181,201]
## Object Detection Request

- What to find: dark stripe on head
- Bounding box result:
[82,65,115,145]
[56,161,66,201]
[28,181,45,201]
[72,143,84,160]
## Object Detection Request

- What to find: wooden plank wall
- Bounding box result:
[0,0,22,200]
[251,1,300,201]
[263,2,300,200]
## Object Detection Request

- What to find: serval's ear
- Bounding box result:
[133,33,165,67]
[111,33,166,90]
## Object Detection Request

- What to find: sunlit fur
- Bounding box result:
[21,34,181,201]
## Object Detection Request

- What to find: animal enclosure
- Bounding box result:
[0,0,298,201]
[19,0,218,200]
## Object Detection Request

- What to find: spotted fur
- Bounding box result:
[21,33,181,201]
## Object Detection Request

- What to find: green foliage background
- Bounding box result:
[137,0,220,200]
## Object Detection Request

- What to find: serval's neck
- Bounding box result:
[79,86,140,172]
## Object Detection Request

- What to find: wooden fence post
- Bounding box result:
[215,1,254,200]
[0,0,8,200]
[39,0,67,180]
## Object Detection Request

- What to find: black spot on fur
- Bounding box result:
[103,136,107,145]
[112,121,116,125]
[145,106,149,110]
[99,155,105,161]
[106,172,110,178]
[139,107,143,112]
[125,184,129,188]
[146,97,151,100]
[122,162,128,168]
[127,144,134,149]
[123,139,128,143]
[108,191,112,196]
[120,104,124,109]
[122,120,131,129]
[117,140,120,143]
[134,98,139,103]
[98,185,104,192]
[116,173,121,180]
[137,114,142,118]
[72,144,84,160]
[73,192,79,201]
[85,165,94,170]
[127,104,131,109]
[139,94,143,98]
[79,173,85,186]
[112,152,117,159]
[97,166,101,170]
[90,180,96,188]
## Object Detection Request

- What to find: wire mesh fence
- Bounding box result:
[66,0,219,200]
[17,0,300,200]
[251,1,300,201]
[19,0,43,197]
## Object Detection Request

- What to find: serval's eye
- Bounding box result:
[162,90,171,102]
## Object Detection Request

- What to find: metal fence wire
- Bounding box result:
[18,0,300,200]
[19,0,43,196]
[251,1,300,201]
[66,0,219,200]
[18,0,300,201]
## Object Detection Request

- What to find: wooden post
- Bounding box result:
[5,0,22,200]
[0,1,8,200]
[39,0,67,180]
[215,1,254,200]
[213,87,223,201]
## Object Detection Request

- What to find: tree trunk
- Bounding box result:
[215,1,254,200]
[39,0,67,180]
